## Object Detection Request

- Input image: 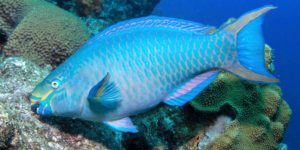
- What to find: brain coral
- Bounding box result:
[0,0,26,48]
[1,0,91,67]
[0,0,25,34]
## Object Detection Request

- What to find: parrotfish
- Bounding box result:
[31,6,278,133]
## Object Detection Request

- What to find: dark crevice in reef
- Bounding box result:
[0,29,8,45]
[219,104,237,120]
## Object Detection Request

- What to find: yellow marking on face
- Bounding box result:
[31,99,39,104]
[41,89,54,101]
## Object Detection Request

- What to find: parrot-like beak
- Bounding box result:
[31,99,39,104]
[30,95,41,113]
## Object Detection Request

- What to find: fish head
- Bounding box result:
[30,72,83,117]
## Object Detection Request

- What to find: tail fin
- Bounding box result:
[223,5,279,83]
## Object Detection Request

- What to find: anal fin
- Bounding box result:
[104,117,138,133]
[164,70,220,106]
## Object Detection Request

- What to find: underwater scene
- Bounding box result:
[0,0,298,149]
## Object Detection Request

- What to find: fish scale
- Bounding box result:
[88,30,218,115]
[30,6,279,133]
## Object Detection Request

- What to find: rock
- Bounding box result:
[0,57,113,149]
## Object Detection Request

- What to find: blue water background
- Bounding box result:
[154,0,300,149]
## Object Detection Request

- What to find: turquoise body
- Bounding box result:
[55,19,230,121]
[31,6,278,133]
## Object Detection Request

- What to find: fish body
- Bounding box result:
[31,6,278,133]
[77,23,229,121]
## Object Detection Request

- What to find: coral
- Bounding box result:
[0,45,291,149]
[0,51,292,149]
[83,17,111,35]
[48,0,160,22]
[1,0,91,67]
[0,5,291,149]
[99,0,160,22]
[0,57,114,149]
[196,120,287,150]
[271,122,284,142]
[45,0,160,34]
[189,73,291,149]
[199,121,239,150]
[197,116,234,150]
[0,0,25,48]
[0,115,14,149]
[275,100,292,129]
[190,46,283,123]
[265,44,275,72]
[0,57,209,149]
[232,124,278,150]
[75,0,102,17]
[0,0,160,66]
[189,45,292,150]
[0,0,25,35]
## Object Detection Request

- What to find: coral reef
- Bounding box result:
[48,0,160,22]
[0,0,160,66]
[0,57,115,149]
[99,0,160,23]
[0,0,91,67]
[0,0,291,149]
[0,0,25,36]
[0,45,292,149]
[0,56,211,149]
[0,58,291,150]
[75,0,102,17]
[189,46,292,149]
[0,0,25,48]
[46,0,160,34]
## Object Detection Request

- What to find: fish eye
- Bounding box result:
[51,80,61,89]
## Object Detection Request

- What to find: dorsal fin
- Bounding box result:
[87,16,214,44]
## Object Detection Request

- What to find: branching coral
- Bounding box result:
[0,0,91,67]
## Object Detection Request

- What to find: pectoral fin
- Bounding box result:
[104,117,138,133]
[87,73,121,109]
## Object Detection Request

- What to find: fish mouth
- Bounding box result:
[30,95,41,104]
[31,99,39,104]
[30,95,41,113]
